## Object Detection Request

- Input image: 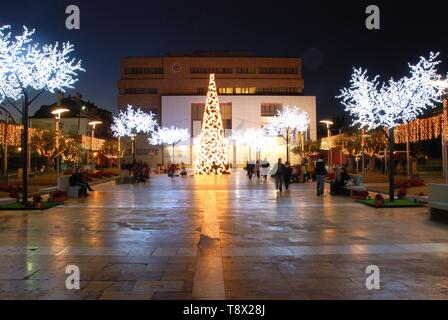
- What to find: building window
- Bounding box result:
[190,67,233,74]
[191,103,232,134]
[124,67,163,75]
[261,103,283,117]
[256,88,302,95]
[235,87,256,95]
[119,88,158,95]
[197,88,207,95]
[218,88,234,95]
[259,67,299,74]
[235,67,256,74]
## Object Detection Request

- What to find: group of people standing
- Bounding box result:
[123,160,150,183]
[245,159,271,181]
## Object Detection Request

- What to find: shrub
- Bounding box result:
[397,188,407,199]
[51,190,67,199]
[375,194,384,201]
[9,191,19,199]
[395,179,425,189]
[352,189,369,197]
[33,195,43,203]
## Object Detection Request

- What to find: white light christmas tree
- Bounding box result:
[231,128,271,160]
[337,52,444,201]
[111,105,158,138]
[149,126,190,162]
[338,52,443,130]
[0,25,84,203]
[264,105,310,162]
[195,74,230,175]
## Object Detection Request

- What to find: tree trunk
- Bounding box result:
[389,127,395,202]
[286,134,290,163]
[22,97,29,204]
[3,115,8,176]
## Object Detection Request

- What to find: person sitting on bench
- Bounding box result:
[69,168,92,196]
[331,166,351,196]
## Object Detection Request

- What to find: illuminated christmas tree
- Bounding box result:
[195,74,230,175]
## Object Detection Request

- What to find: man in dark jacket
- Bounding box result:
[273,158,285,192]
[283,162,292,190]
[315,155,327,196]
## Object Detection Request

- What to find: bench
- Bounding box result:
[343,174,367,196]
[428,184,448,222]
[0,198,17,206]
[39,186,58,195]
[57,176,82,199]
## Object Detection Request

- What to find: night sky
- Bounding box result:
[1,0,447,122]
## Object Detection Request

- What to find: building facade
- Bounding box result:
[117,52,316,166]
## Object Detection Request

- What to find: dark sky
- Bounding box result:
[1,0,447,122]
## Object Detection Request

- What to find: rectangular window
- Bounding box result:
[191,67,233,74]
[235,67,256,74]
[234,88,256,95]
[124,67,163,75]
[261,103,283,117]
[218,88,234,95]
[259,67,299,74]
[119,88,158,95]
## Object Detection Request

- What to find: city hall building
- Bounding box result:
[117,52,317,167]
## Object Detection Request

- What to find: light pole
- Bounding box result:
[320,120,334,171]
[77,105,87,135]
[89,121,103,169]
[51,108,70,175]
[130,134,136,163]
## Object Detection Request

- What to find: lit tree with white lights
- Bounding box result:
[0,25,84,203]
[195,74,230,175]
[338,52,444,201]
[149,126,190,163]
[265,105,310,163]
[231,128,269,161]
[111,105,158,162]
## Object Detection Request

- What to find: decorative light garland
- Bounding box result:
[0,123,42,147]
[195,74,230,175]
[394,113,448,144]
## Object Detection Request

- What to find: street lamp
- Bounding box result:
[432,79,448,184]
[89,121,102,169]
[130,133,137,163]
[320,120,334,171]
[78,105,87,135]
[51,108,70,175]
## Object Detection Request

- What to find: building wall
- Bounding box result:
[158,95,317,167]
[30,118,93,137]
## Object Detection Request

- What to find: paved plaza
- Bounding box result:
[1,172,448,300]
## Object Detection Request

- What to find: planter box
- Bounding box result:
[52,197,67,203]
[352,195,368,200]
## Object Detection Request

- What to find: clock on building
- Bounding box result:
[172,63,182,73]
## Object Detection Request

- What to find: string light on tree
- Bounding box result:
[111,105,158,138]
[195,74,230,175]
[337,52,444,201]
[230,128,270,159]
[149,126,190,163]
[264,105,310,162]
[0,25,85,203]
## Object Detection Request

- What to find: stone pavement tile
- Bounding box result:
[133,280,184,293]
[117,271,164,281]
[152,248,178,257]
[144,263,190,272]
[162,271,195,281]
[176,248,198,257]
[192,281,225,300]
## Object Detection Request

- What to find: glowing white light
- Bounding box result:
[0,25,84,103]
[149,126,190,146]
[337,52,444,130]
[111,105,158,138]
[230,128,268,152]
[264,105,310,137]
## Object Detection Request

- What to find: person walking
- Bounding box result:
[284,162,292,190]
[315,155,328,196]
[255,160,261,179]
[270,158,285,192]
[260,158,270,181]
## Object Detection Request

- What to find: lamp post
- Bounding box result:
[89,121,102,169]
[78,105,87,135]
[51,108,70,175]
[130,134,136,163]
[320,120,334,171]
